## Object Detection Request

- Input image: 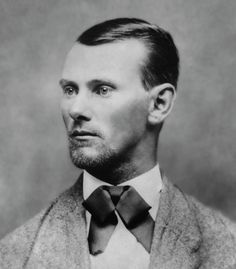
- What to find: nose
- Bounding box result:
[68,94,92,122]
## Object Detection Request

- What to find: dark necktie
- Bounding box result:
[82,185,155,255]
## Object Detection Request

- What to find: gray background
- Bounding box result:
[0,0,236,239]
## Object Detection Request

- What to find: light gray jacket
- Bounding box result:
[0,174,236,268]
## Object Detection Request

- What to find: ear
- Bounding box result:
[148,83,176,125]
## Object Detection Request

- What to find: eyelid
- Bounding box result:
[64,83,78,89]
[94,84,114,91]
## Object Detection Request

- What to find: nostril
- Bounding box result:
[75,114,90,122]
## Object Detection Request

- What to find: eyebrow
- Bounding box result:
[59,78,118,89]
[59,79,78,88]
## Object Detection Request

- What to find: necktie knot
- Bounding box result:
[82,186,124,224]
[103,185,125,206]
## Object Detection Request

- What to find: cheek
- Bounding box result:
[106,97,149,140]
[60,101,71,130]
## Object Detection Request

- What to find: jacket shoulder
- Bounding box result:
[189,195,236,236]
[0,185,75,269]
[0,208,48,268]
[187,195,236,267]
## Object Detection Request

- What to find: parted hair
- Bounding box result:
[77,18,180,90]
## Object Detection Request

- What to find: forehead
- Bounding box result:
[62,39,148,82]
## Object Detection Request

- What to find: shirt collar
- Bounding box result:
[83,164,162,219]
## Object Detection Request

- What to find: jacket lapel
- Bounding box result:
[149,175,202,269]
[26,174,91,269]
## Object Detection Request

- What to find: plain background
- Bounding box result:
[0,0,236,239]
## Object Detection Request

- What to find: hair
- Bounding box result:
[77,18,180,90]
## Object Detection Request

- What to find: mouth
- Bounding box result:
[69,130,98,140]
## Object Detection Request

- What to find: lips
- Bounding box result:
[69,129,98,139]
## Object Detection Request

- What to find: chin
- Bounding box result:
[68,140,117,170]
[70,149,99,168]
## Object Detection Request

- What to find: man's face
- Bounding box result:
[60,39,151,171]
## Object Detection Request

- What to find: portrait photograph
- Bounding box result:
[0,0,236,268]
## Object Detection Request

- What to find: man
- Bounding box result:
[0,18,236,269]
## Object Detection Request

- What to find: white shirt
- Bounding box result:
[83,165,163,269]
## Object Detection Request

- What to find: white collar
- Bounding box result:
[83,164,163,220]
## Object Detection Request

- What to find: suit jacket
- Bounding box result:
[0,174,236,269]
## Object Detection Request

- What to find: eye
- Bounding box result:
[63,86,78,97]
[95,85,113,97]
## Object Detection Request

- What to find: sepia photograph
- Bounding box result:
[0,0,236,268]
